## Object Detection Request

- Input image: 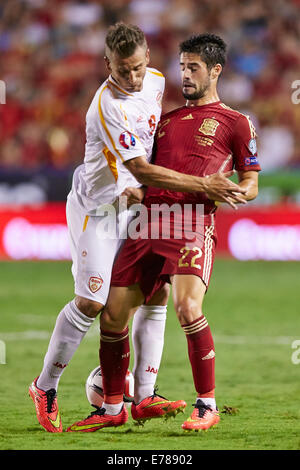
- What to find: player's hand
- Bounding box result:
[204,170,247,210]
[120,186,146,207]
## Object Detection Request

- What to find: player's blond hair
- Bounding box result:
[105,22,147,58]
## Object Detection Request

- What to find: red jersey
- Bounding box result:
[144,101,261,214]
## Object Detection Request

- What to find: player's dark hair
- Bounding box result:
[179,34,227,70]
[105,22,147,58]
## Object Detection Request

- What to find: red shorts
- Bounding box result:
[111,216,217,303]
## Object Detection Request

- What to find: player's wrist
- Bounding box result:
[199,176,209,193]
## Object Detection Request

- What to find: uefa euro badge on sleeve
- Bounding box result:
[248,138,257,155]
[119,131,136,149]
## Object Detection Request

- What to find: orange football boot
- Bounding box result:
[67,405,128,432]
[182,399,220,431]
[29,377,62,433]
[131,388,186,425]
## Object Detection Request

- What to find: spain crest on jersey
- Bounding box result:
[199,118,219,136]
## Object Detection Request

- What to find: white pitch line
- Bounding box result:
[0,330,51,341]
[214,335,297,345]
[0,330,297,345]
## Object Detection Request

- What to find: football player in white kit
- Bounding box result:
[29,23,246,433]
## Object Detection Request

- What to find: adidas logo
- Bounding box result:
[181,113,194,120]
[201,350,215,360]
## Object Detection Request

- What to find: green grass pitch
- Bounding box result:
[0,259,299,450]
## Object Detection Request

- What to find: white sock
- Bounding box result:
[102,402,123,415]
[37,300,95,391]
[197,397,217,410]
[132,304,166,404]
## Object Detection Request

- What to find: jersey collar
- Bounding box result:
[107,75,134,97]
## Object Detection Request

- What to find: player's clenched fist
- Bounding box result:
[120,187,146,207]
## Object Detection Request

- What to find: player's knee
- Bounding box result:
[100,305,129,333]
[146,283,170,306]
[75,296,103,318]
[174,297,202,325]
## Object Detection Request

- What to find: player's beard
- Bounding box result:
[182,77,210,101]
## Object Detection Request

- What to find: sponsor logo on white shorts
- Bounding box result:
[89,276,103,293]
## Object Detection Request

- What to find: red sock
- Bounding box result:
[99,327,130,404]
[182,315,215,395]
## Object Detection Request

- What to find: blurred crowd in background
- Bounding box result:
[0,0,300,203]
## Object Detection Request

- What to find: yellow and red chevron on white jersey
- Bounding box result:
[72,68,165,214]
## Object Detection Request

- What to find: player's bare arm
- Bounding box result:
[237,170,259,201]
[124,156,246,197]
[221,171,259,209]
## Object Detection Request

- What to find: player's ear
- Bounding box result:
[145,48,150,65]
[211,64,222,80]
[104,55,112,73]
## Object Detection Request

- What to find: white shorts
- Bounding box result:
[66,192,129,305]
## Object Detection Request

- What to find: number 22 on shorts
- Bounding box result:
[178,246,202,269]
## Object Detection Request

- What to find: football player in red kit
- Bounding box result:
[68,34,260,432]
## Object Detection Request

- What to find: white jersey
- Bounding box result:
[72,67,165,214]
